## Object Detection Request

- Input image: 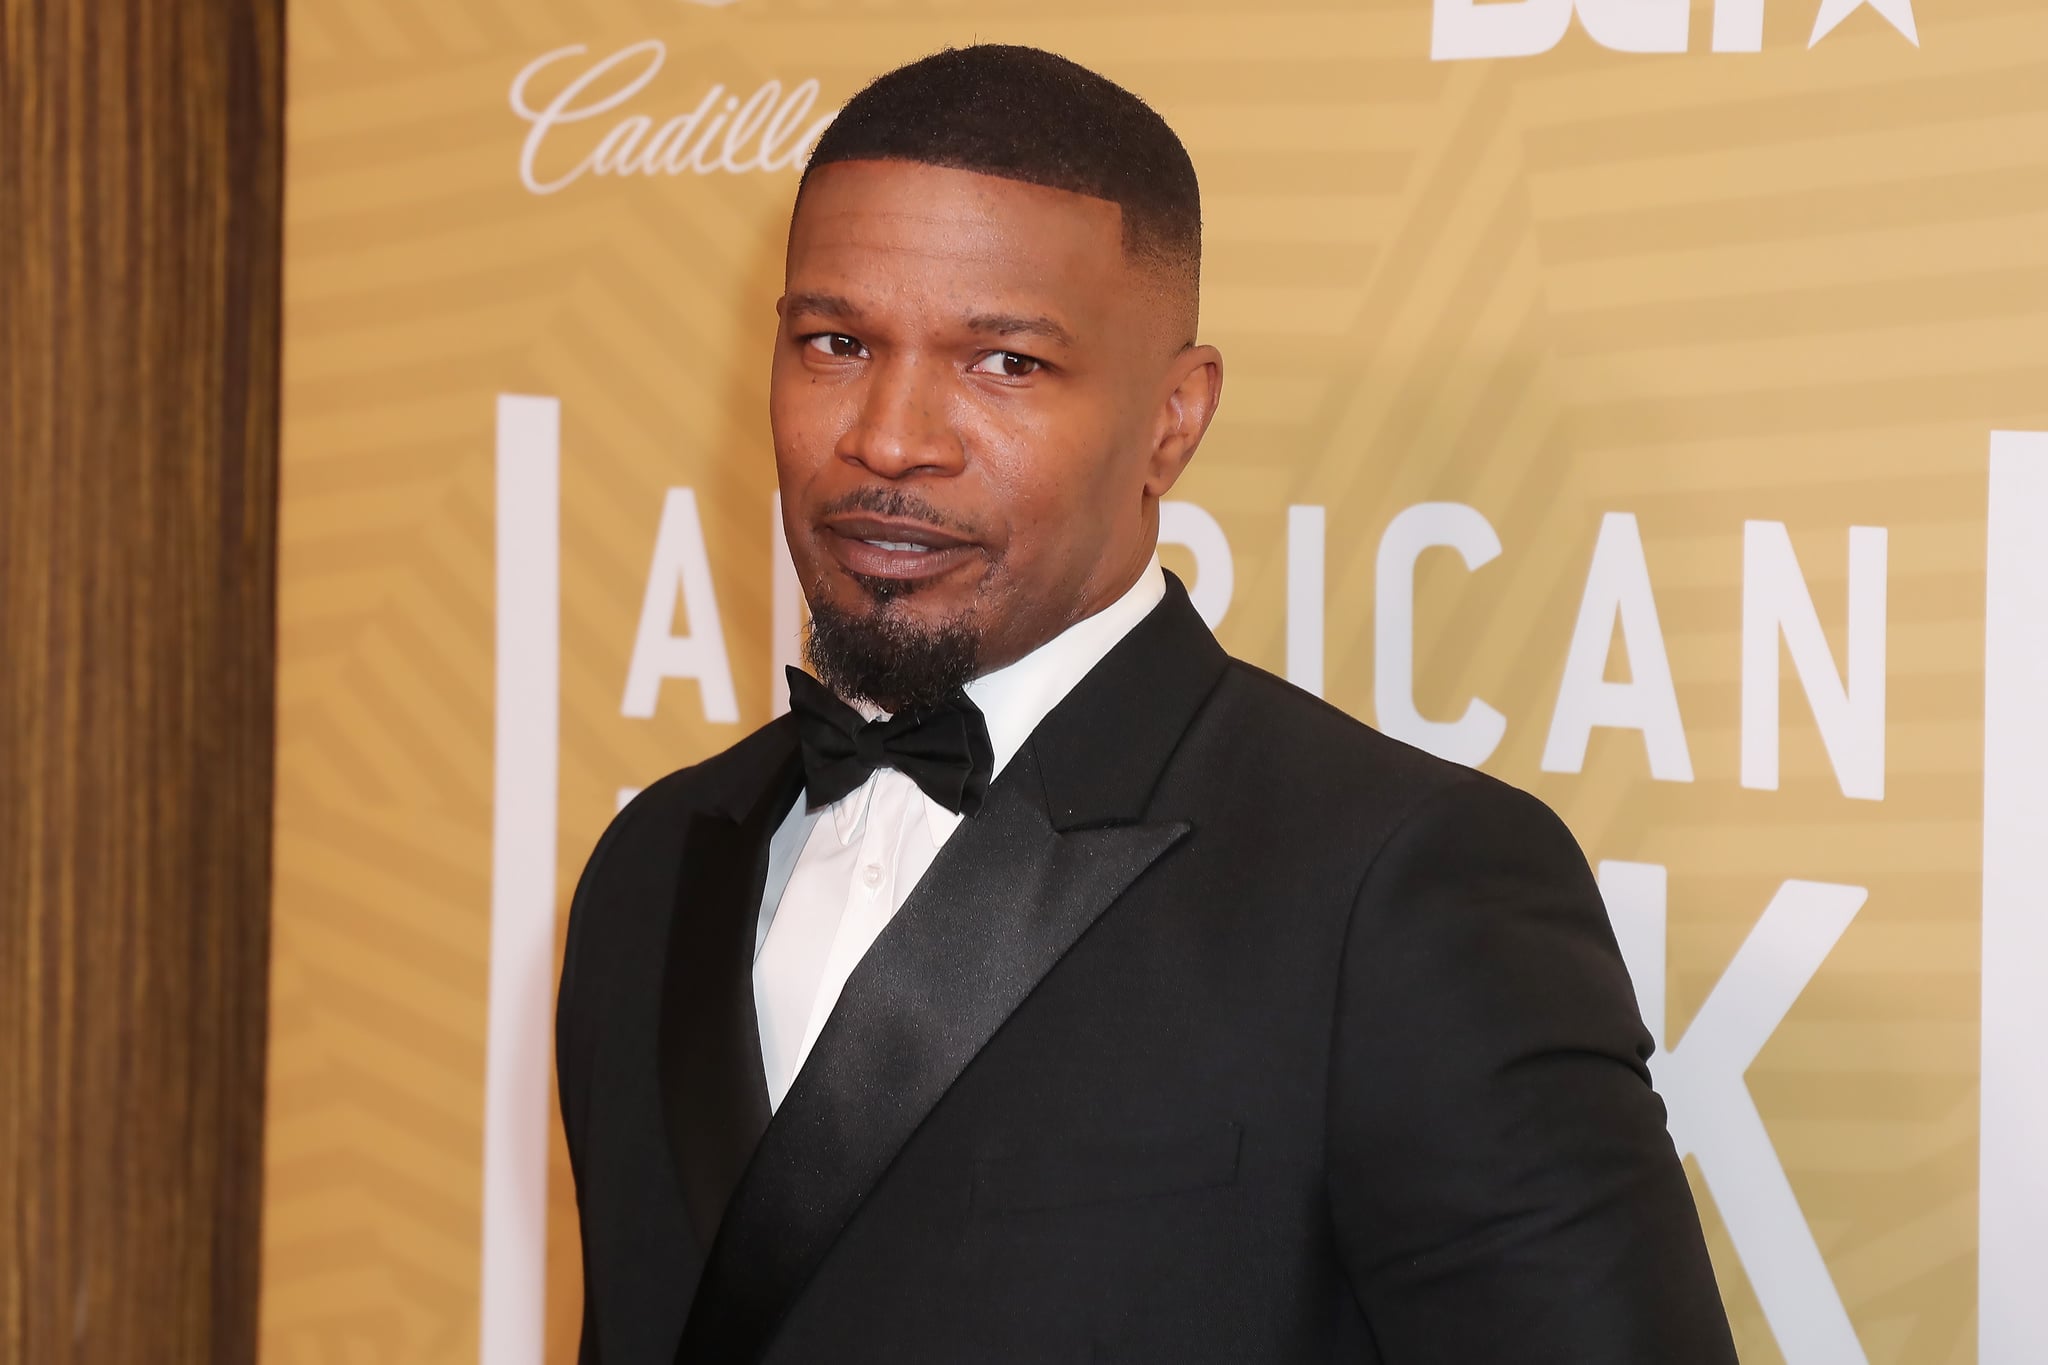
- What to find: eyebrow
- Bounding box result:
[964,312,1077,349]
[783,292,1078,351]
[782,291,862,322]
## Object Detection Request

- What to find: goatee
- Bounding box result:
[805,581,981,715]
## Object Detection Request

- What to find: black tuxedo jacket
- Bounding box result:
[558,577,1736,1364]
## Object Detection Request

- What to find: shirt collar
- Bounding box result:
[965,556,1166,781]
[924,556,1165,842]
[824,556,1168,849]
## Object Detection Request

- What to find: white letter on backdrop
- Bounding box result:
[1598,863,1870,1365]
[481,393,559,1365]
[621,488,740,723]
[1541,512,1693,781]
[1373,503,1506,767]
[1741,521,1887,799]
[1160,500,1234,629]
[1287,505,1326,697]
[1981,431,2048,1365]
[1710,0,1766,50]
[1431,0,1573,58]
[1576,0,1691,52]
[508,42,667,195]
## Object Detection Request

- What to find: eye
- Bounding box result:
[969,350,1042,379]
[803,333,867,360]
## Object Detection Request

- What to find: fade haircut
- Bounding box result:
[801,45,1202,314]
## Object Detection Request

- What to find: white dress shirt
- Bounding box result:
[752,558,1167,1111]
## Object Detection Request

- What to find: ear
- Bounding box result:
[1143,344,1224,499]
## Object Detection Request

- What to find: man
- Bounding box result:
[558,44,1737,1365]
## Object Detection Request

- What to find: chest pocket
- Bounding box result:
[971,1121,1242,1217]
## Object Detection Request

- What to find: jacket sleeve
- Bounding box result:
[1326,776,1737,1364]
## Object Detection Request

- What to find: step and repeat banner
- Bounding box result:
[265,0,2048,1361]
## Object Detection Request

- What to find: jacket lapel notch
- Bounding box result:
[1033,571,1230,832]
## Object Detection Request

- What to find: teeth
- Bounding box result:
[863,539,930,552]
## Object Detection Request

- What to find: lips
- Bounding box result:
[820,514,981,583]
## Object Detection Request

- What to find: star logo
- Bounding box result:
[1810,0,1919,47]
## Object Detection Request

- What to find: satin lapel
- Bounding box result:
[677,752,1191,1361]
[659,731,803,1253]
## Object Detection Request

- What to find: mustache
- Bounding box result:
[816,485,974,535]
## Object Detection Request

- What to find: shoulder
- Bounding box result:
[558,715,796,1044]
[584,715,797,875]
[1192,673,1612,976]
[1200,658,1481,806]
[1189,658,1578,870]
[566,714,795,942]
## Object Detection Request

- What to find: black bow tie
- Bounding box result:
[785,667,996,817]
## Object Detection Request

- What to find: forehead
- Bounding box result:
[785,160,1130,322]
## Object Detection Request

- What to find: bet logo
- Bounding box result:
[1430,0,1917,60]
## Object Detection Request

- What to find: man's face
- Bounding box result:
[771,159,1219,697]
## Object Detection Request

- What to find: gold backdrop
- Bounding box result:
[265,1,2048,1362]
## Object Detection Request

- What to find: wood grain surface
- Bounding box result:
[0,2,283,1362]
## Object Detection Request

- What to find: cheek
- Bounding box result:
[770,367,849,475]
[981,433,1123,561]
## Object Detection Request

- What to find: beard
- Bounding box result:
[798,484,991,713]
[805,577,982,715]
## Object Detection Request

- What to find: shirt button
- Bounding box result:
[862,864,882,890]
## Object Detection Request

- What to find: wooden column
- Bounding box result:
[0,2,283,1362]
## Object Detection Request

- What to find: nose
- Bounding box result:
[836,354,964,480]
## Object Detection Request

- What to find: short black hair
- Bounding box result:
[803,45,1201,290]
